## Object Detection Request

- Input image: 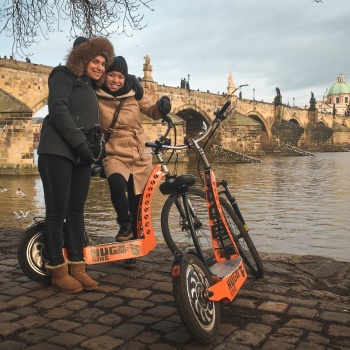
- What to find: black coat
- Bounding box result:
[37,66,99,162]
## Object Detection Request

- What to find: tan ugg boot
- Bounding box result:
[46,261,83,293]
[68,261,98,291]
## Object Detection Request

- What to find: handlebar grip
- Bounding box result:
[218,100,231,115]
[145,141,158,148]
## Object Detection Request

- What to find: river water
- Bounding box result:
[1,152,349,262]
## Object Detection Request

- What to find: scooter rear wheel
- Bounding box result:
[172,252,220,344]
[17,221,50,285]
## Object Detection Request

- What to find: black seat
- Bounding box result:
[159,174,196,195]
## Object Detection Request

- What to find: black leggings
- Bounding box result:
[108,173,141,234]
[38,154,91,266]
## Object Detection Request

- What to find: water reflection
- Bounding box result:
[1,152,349,262]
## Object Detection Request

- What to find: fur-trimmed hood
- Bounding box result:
[65,37,114,86]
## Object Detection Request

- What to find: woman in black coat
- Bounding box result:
[37,37,114,293]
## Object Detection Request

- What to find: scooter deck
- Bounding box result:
[207,258,247,302]
[80,236,157,264]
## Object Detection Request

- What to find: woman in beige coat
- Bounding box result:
[96,56,171,268]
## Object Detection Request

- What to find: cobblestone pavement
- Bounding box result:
[0,227,349,350]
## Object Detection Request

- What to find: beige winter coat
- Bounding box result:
[96,88,162,195]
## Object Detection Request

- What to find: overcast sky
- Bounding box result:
[1,0,349,109]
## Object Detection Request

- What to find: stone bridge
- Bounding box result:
[1,58,349,173]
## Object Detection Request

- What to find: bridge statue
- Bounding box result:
[309,91,316,111]
[227,72,235,95]
[274,87,282,106]
[142,54,153,82]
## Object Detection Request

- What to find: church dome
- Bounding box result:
[326,74,350,96]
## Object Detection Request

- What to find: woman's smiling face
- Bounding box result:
[85,55,106,80]
[105,71,126,92]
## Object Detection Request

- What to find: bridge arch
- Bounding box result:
[318,117,332,128]
[31,96,48,115]
[173,104,211,139]
[288,118,301,125]
[246,110,272,150]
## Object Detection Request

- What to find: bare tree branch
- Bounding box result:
[0,0,153,57]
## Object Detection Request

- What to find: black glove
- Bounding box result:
[85,132,102,160]
[158,96,171,115]
[130,75,144,100]
[75,141,94,164]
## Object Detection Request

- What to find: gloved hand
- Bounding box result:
[130,75,144,100]
[158,96,171,115]
[75,141,94,164]
[85,132,102,160]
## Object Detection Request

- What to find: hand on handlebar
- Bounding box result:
[158,96,171,115]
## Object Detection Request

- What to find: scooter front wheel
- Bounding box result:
[172,252,220,344]
[17,220,50,285]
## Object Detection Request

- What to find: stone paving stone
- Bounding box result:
[284,319,324,332]
[261,314,280,324]
[0,340,27,350]
[232,297,257,309]
[258,301,288,313]
[77,292,107,302]
[70,307,105,322]
[148,343,180,350]
[151,281,173,293]
[268,333,299,344]
[16,315,49,328]
[1,311,20,321]
[79,335,125,350]
[244,323,272,335]
[34,297,66,309]
[48,332,87,347]
[13,306,39,317]
[151,320,181,334]
[130,314,161,324]
[145,305,177,317]
[135,331,162,344]
[117,287,151,299]
[75,323,111,336]
[287,306,319,319]
[106,323,145,339]
[62,299,88,310]
[319,310,350,323]
[212,343,251,350]
[46,319,81,332]
[120,340,149,350]
[260,340,294,350]
[7,295,36,308]
[17,328,56,343]
[148,293,174,303]
[27,288,56,299]
[44,306,74,319]
[227,329,265,347]
[19,344,65,350]
[219,323,237,336]
[327,324,350,337]
[295,342,326,350]
[98,313,123,326]
[129,298,154,309]
[94,296,123,307]
[305,332,330,345]
[163,329,193,344]
[144,272,168,281]
[113,305,142,317]
[276,326,304,337]
[0,322,24,336]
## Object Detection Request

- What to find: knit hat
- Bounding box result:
[107,56,128,76]
[66,37,114,82]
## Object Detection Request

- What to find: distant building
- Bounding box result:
[317,74,350,115]
[32,117,43,147]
